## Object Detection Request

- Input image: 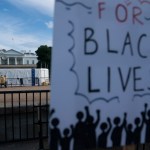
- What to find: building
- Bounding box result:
[0,49,38,68]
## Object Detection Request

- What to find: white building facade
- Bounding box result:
[0,49,38,66]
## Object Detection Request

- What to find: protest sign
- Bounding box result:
[50,0,150,149]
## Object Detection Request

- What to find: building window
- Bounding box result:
[32,60,34,64]
[27,60,29,64]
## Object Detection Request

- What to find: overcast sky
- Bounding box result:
[0,0,55,52]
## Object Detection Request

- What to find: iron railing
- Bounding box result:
[0,90,50,149]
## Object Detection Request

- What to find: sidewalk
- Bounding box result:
[0,85,50,91]
[0,85,50,108]
[0,140,39,150]
[0,139,49,150]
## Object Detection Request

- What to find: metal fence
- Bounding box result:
[1,89,150,150]
[0,90,50,149]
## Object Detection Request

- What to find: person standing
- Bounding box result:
[0,75,5,87]
[4,75,7,87]
[0,75,2,87]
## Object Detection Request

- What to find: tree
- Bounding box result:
[35,45,52,71]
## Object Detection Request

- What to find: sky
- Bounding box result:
[0,0,55,52]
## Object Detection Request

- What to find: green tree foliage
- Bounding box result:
[35,45,52,70]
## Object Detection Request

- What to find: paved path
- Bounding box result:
[0,139,49,150]
[0,140,39,150]
[0,85,50,108]
[0,85,50,91]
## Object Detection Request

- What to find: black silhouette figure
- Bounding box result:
[73,111,87,150]
[60,125,74,150]
[50,108,55,118]
[125,123,134,145]
[50,118,61,150]
[133,111,145,144]
[111,113,127,147]
[143,103,150,143]
[84,106,100,149]
[98,117,112,148]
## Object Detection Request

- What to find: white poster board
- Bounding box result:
[50,0,150,149]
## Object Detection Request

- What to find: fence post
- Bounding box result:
[38,105,44,150]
